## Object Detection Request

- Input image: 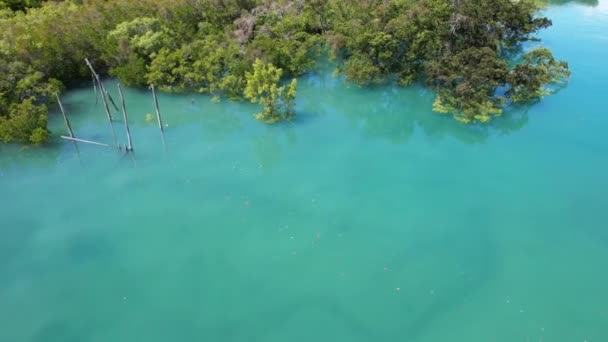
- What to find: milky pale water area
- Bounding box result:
[1,2,608,341]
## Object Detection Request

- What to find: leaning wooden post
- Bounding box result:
[84,58,120,113]
[103,94,119,148]
[56,93,81,162]
[105,87,120,113]
[98,80,119,148]
[150,84,166,149]
[84,59,118,147]
[150,84,164,132]
[56,93,74,138]
[92,74,99,105]
[117,83,133,152]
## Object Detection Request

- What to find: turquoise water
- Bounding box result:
[2,2,608,341]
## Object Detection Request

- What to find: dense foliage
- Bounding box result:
[0,0,570,144]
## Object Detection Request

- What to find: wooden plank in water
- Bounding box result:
[61,136,109,147]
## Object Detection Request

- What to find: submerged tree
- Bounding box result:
[507,48,571,103]
[427,47,509,123]
[326,0,569,123]
[244,59,298,123]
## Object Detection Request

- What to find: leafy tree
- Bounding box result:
[427,47,508,123]
[106,17,174,85]
[1,0,42,12]
[245,1,323,76]
[244,59,297,123]
[0,54,61,144]
[0,98,48,144]
[147,33,249,97]
[284,78,297,119]
[507,48,571,103]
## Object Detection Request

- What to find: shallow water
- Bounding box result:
[2,2,608,341]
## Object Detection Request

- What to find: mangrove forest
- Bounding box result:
[0,0,570,145]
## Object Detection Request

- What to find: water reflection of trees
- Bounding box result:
[0,141,62,171]
[302,74,531,146]
[252,123,297,172]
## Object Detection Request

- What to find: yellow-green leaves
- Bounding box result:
[0,98,48,144]
[244,59,297,123]
[284,78,298,119]
[106,17,174,85]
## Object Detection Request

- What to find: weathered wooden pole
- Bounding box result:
[105,88,120,113]
[84,58,120,113]
[56,94,82,162]
[150,84,166,149]
[84,59,118,147]
[117,83,133,152]
[100,82,119,148]
[61,136,110,147]
[56,93,74,138]
[150,84,164,132]
[92,74,99,105]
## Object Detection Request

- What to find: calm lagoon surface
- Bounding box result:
[1,2,608,341]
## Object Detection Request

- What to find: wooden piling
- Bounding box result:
[151,84,166,150]
[117,83,133,152]
[84,59,118,147]
[150,84,164,132]
[100,83,119,148]
[56,94,74,138]
[106,90,120,112]
[84,58,119,113]
[92,74,98,105]
[56,94,81,162]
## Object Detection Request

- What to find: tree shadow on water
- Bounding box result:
[217,294,379,342]
[0,141,62,171]
[250,123,298,172]
[390,209,498,341]
[209,189,499,341]
[327,206,499,341]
